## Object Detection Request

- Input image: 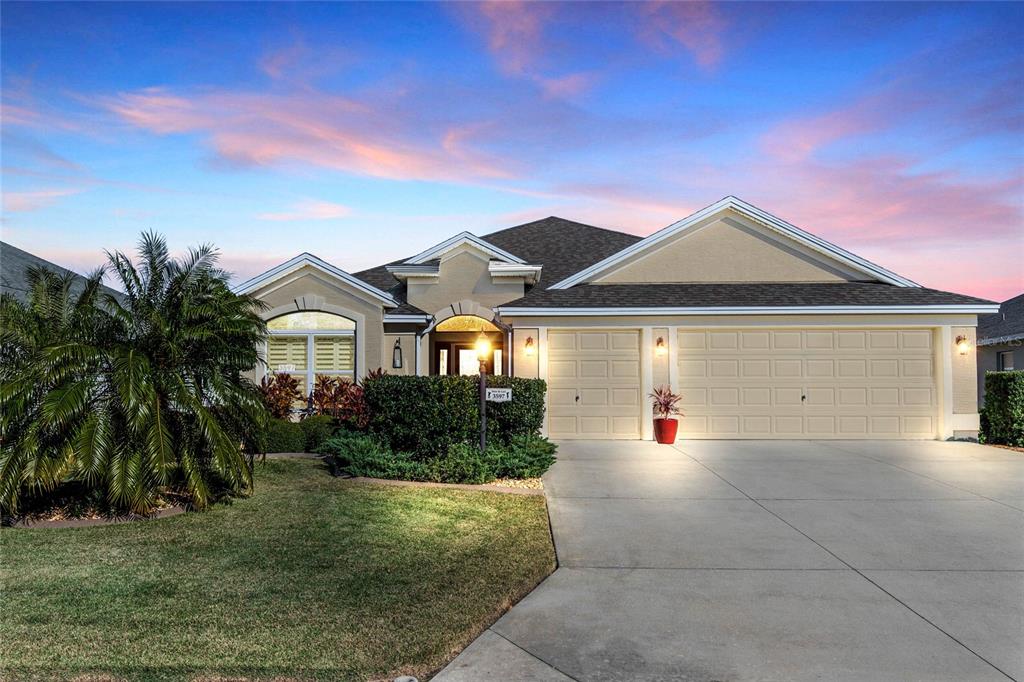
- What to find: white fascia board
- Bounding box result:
[488,262,542,283]
[385,264,440,281]
[383,314,432,324]
[233,252,398,307]
[978,332,1024,346]
[548,196,919,290]
[496,304,1002,317]
[405,231,525,265]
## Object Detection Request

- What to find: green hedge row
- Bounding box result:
[981,371,1024,446]
[361,375,546,456]
[261,415,338,453]
[316,432,557,484]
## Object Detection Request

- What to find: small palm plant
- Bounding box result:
[0,232,269,514]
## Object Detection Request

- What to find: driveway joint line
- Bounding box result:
[488,628,582,682]
[814,441,1024,513]
[671,443,1018,681]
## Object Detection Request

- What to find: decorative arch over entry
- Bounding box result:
[425,299,508,333]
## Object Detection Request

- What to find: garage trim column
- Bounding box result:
[538,327,549,437]
[668,325,680,393]
[939,325,954,439]
[641,327,654,440]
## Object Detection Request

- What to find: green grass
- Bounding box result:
[0,458,556,681]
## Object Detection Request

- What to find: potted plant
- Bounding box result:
[649,385,683,444]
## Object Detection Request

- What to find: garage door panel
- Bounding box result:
[548,330,641,439]
[678,328,937,440]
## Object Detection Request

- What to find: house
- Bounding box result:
[0,241,121,303]
[235,196,998,441]
[977,292,1024,404]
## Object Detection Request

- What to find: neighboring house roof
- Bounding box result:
[495,282,996,314]
[0,241,121,303]
[978,293,1024,345]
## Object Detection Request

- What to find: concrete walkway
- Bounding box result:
[435,440,1024,681]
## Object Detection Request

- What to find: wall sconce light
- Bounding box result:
[392,339,403,369]
[655,336,667,357]
[955,335,971,356]
[524,336,535,356]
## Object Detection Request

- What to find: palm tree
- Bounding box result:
[0,232,269,514]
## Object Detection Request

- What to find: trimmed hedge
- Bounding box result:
[299,415,337,452]
[262,418,306,453]
[980,371,1024,446]
[316,433,557,484]
[361,375,546,456]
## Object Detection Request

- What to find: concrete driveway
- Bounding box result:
[436,440,1024,681]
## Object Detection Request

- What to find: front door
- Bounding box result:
[434,342,500,375]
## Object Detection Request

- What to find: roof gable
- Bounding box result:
[549,197,918,290]
[404,231,525,265]
[233,253,398,307]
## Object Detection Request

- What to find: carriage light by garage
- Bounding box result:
[955,335,971,355]
[655,336,667,356]
[524,336,535,356]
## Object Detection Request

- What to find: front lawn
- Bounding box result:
[0,458,556,681]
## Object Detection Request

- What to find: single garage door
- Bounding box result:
[678,328,937,439]
[548,329,642,439]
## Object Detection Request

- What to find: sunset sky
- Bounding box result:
[2,1,1022,300]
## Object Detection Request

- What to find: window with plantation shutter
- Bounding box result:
[265,311,357,404]
[268,336,308,371]
[314,336,355,372]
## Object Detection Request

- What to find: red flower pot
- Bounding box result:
[653,418,679,444]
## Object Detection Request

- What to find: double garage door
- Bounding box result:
[546,327,937,440]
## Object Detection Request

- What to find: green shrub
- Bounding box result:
[317,433,430,480]
[361,374,547,456]
[299,415,337,452]
[980,371,1024,446]
[317,432,558,484]
[427,443,495,484]
[490,435,558,479]
[262,418,306,453]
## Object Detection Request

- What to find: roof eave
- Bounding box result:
[496,304,1001,317]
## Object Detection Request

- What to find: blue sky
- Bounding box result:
[2,1,1022,298]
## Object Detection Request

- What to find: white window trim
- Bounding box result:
[268,328,357,393]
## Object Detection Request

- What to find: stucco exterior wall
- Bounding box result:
[250,264,385,377]
[383,333,416,376]
[951,326,978,415]
[512,327,539,379]
[597,212,862,284]
[406,247,524,315]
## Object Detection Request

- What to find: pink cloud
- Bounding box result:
[257,199,352,222]
[637,1,727,70]
[2,188,83,212]
[101,87,511,182]
[454,2,599,100]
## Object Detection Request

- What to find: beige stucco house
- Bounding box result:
[235,196,997,441]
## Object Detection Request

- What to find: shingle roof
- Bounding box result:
[497,282,996,309]
[0,241,121,303]
[978,292,1024,343]
[479,217,642,287]
[351,217,641,313]
[351,218,993,314]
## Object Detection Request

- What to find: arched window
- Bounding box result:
[266,311,356,395]
[434,315,500,332]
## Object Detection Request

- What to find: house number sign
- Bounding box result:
[485,388,512,402]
